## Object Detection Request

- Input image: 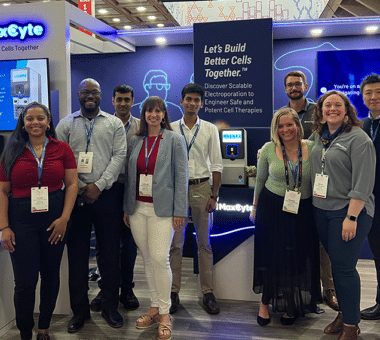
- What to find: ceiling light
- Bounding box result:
[124,25,132,30]
[156,37,166,44]
[98,9,108,14]
[366,25,378,33]
[311,28,323,36]
[148,16,156,20]
[137,7,146,12]
[157,24,164,28]
[113,18,121,23]
[3,3,11,6]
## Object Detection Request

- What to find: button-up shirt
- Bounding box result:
[172,116,223,179]
[56,109,127,191]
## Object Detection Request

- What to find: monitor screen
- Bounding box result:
[0,58,50,131]
[317,48,380,119]
[222,130,242,143]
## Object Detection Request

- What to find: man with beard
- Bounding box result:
[56,79,127,332]
[282,71,339,312]
[90,85,140,312]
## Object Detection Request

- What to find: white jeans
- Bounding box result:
[130,200,174,314]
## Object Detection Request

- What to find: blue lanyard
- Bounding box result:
[281,143,302,190]
[179,120,201,156]
[84,117,96,153]
[28,137,49,188]
[125,116,133,136]
[145,127,163,175]
[370,116,380,142]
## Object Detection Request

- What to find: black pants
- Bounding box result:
[367,201,380,303]
[9,190,66,333]
[96,182,137,293]
[67,183,121,315]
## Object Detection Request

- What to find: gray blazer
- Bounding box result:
[123,129,189,217]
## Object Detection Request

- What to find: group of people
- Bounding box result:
[1,70,380,340]
[251,71,380,340]
[0,80,223,340]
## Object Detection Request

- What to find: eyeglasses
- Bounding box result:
[79,90,101,96]
[286,82,304,89]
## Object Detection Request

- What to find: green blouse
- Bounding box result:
[254,140,314,199]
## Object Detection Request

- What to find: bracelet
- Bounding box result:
[0,226,10,232]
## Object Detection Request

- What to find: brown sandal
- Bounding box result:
[136,313,159,329]
[158,316,172,340]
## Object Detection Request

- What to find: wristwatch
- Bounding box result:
[210,195,219,202]
[346,214,358,222]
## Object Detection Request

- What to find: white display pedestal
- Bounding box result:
[0,247,15,337]
[198,235,260,301]
[34,247,70,314]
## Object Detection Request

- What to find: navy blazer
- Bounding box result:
[363,117,380,198]
[123,129,189,217]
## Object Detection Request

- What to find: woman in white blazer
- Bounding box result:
[123,96,188,340]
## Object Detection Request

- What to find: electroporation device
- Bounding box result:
[220,128,247,185]
[11,67,42,119]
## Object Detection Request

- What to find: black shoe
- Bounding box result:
[170,292,180,314]
[280,313,297,326]
[88,267,100,282]
[120,289,139,310]
[361,303,380,320]
[101,309,124,328]
[90,291,102,312]
[257,314,271,326]
[203,293,220,314]
[37,333,51,340]
[67,313,90,333]
[20,331,32,340]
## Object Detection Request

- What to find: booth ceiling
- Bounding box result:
[2,0,380,31]
[0,0,179,29]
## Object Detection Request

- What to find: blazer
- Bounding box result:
[123,129,189,217]
[363,117,380,198]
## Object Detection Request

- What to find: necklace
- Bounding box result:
[31,145,43,151]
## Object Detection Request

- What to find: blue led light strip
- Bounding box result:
[193,225,255,238]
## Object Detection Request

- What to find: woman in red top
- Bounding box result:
[0,102,78,340]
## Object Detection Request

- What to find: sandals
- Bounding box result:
[136,313,159,329]
[158,317,172,340]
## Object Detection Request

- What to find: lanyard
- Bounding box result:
[370,116,380,142]
[281,143,302,191]
[84,117,96,153]
[179,120,201,156]
[125,116,133,136]
[145,127,163,175]
[321,136,340,174]
[28,137,49,188]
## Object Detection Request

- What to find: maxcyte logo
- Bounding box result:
[0,23,45,40]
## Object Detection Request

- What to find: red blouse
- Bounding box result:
[0,137,77,198]
[136,135,162,203]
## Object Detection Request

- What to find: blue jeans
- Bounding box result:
[314,206,372,325]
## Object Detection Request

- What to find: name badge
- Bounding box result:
[313,173,328,198]
[282,189,301,214]
[31,187,49,213]
[78,152,94,174]
[139,174,153,197]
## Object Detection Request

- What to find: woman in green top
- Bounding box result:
[250,107,321,326]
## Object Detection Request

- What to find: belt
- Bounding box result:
[189,177,209,185]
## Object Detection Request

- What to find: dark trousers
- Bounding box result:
[367,202,380,303]
[9,190,66,333]
[96,182,137,292]
[314,206,373,325]
[67,183,121,315]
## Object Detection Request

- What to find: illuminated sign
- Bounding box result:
[222,130,242,143]
[0,22,45,41]
[216,202,253,214]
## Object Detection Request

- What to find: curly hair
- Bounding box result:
[312,90,362,135]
